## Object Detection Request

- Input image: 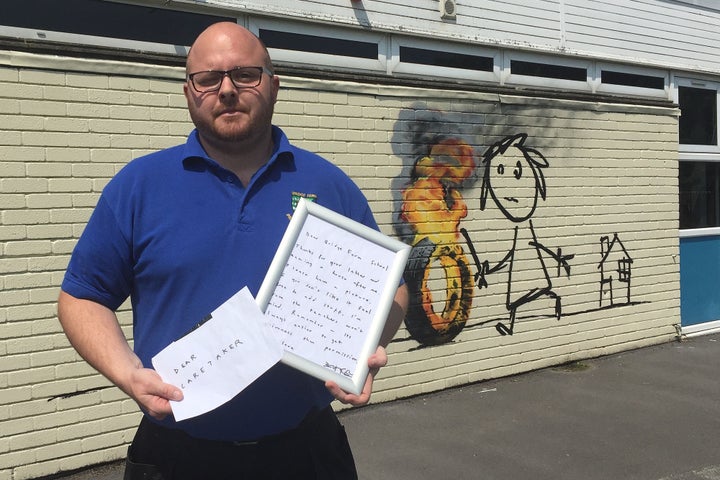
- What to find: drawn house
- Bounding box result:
[598,234,634,307]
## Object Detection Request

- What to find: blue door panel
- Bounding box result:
[680,235,720,326]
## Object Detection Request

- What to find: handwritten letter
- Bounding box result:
[263,214,397,387]
[152,287,283,421]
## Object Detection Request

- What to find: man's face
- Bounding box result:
[183,27,279,148]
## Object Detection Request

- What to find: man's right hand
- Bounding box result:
[127,367,183,420]
[57,291,183,421]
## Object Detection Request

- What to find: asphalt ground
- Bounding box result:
[55,332,720,480]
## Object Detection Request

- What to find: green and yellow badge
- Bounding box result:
[288,192,318,220]
[291,192,317,210]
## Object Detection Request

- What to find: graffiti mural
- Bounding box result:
[460,133,574,336]
[394,115,641,346]
[398,137,476,345]
[598,233,633,307]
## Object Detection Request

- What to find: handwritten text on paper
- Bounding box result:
[264,214,396,380]
[152,287,283,421]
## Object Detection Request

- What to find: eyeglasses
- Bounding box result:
[187,66,274,93]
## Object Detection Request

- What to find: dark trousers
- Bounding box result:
[124,407,358,480]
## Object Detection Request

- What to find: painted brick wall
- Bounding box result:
[0,58,192,480]
[0,52,679,479]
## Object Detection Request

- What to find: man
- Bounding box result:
[58,22,408,479]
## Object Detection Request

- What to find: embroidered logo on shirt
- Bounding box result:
[288,192,318,220]
[291,192,317,210]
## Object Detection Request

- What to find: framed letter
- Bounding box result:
[256,199,410,394]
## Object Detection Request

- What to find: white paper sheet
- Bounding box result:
[151,287,283,421]
[264,214,396,382]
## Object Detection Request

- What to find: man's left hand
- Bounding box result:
[325,346,387,406]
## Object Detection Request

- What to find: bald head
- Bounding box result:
[182,21,279,175]
[186,22,273,75]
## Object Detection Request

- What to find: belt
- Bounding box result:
[228,406,328,447]
[138,405,333,450]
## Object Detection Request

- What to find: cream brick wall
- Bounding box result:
[0,51,680,479]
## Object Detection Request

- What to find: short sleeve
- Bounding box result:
[61,195,133,311]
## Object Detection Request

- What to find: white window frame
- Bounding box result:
[678,157,720,235]
[248,17,387,73]
[501,51,593,92]
[0,6,697,105]
[0,25,190,56]
[676,76,720,235]
[679,226,720,238]
[674,76,720,156]
[388,35,501,83]
[593,62,669,100]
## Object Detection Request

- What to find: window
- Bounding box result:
[510,60,586,82]
[249,18,386,73]
[618,259,632,283]
[389,36,499,83]
[503,53,592,91]
[677,78,720,232]
[594,64,668,98]
[399,46,493,72]
[679,161,720,229]
[601,71,664,90]
[1,0,232,55]
[0,2,683,102]
[679,87,718,146]
[677,78,720,151]
[259,30,378,60]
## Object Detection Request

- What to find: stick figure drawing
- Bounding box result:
[461,133,574,335]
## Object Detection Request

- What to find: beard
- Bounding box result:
[189,101,275,148]
[191,111,254,145]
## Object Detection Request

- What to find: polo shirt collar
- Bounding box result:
[180,126,294,173]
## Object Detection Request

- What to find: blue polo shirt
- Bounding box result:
[61,126,377,440]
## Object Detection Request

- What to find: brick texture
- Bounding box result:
[0,53,680,479]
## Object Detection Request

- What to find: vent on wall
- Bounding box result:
[440,0,457,19]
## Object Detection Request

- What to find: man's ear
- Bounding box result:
[182,82,192,106]
[270,75,280,104]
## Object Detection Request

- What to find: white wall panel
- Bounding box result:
[563,0,720,72]
[194,0,720,74]
[200,0,564,48]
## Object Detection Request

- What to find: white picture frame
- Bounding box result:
[256,198,410,394]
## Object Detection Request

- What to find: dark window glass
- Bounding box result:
[259,29,378,59]
[399,46,493,71]
[680,161,720,229]
[601,70,665,90]
[2,0,232,46]
[510,60,586,81]
[679,86,718,146]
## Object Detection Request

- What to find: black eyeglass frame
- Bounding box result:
[187,66,275,93]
